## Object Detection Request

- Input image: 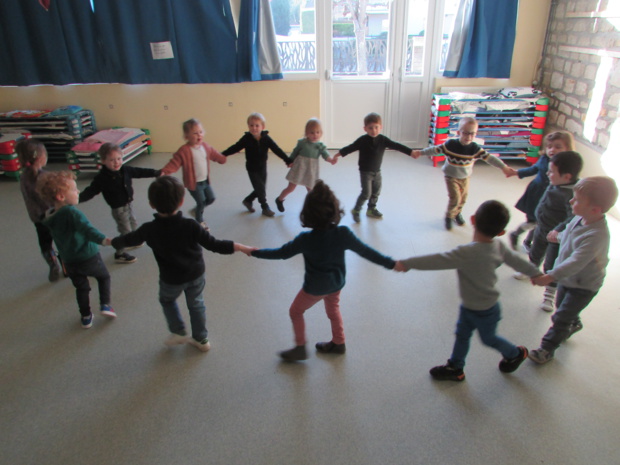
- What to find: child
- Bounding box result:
[514,151,582,313]
[412,117,514,230]
[79,142,161,264]
[111,176,255,352]
[16,139,61,282]
[274,118,334,213]
[161,118,227,230]
[530,176,618,364]
[333,112,414,223]
[36,171,115,329]
[222,112,291,217]
[252,180,396,361]
[506,131,574,251]
[394,200,542,381]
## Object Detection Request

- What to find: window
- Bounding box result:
[270,0,317,73]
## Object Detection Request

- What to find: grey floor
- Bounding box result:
[1,151,619,465]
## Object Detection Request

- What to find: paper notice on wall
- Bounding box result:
[150,42,174,60]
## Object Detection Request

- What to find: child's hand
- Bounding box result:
[393,260,408,272]
[504,167,518,178]
[101,238,112,247]
[411,150,421,159]
[531,274,554,286]
[546,230,559,243]
[327,156,337,165]
[234,243,258,256]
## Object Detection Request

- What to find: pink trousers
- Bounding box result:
[289,289,344,346]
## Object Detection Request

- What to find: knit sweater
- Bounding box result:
[161,142,226,191]
[421,139,507,179]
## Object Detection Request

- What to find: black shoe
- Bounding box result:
[242,199,255,213]
[315,341,346,354]
[567,321,583,339]
[499,346,528,373]
[454,213,465,226]
[430,361,465,381]
[279,345,307,361]
[444,217,453,230]
[275,197,285,212]
[115,252,137,264]
[509,231,519,251]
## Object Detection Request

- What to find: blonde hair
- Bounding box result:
[458,117,478,130]
[544,131,574,152]
[305,118,322,136]
[574,176,619,213]
[182,118,201,134]
[247,112,266,125]
[36,171,76,205]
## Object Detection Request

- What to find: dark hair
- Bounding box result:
[98,142,122,161]
[182,118,201,134]
[364,112,382,126]
[148,176,185,214]
[300,180,344,230]
[474,200,510,238]
[16,138,46,167]
[550,151,583,180]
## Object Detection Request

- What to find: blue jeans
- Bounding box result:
[64,253,111,317]
[188,180,215,223]
[354,170,382,210]
[449,303,519,369]
[159,274,207,341]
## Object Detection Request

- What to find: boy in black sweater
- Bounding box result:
[79,142,160,263]
[111,176,255,352]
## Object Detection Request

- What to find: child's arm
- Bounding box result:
[251,236,303,260]
[481,152,513,177]
[111,228,146,250]
[161,150,184,175]
[383,136,414,157]
[234,243,258,256]
[205,143,227,165]
[71,208,107,246]
[342,228,396,269]
[221,137,246,157]
[78,178,101,203]
[266,137,292,165]
[126,166,162,179]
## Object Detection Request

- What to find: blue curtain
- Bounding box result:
[443,0,518,78]
[0,0,101,85]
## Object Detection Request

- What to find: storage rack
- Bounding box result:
[0,131,30,179]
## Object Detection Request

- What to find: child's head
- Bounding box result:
[458,117,478,145]
[16,138,47,169]
[548,151,583,186]
[36,171,78,206]
[300,180,344,230]
[571,176,618,215]
[182,118,204,147]
[473,200,510,238]
[99,143,123,172]
[148,176,185,215]
[247,112,266,137]
[544,131,574,158]
[305,118,323,143]
[363,112,383,138]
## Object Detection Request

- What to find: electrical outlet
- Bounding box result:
[283,102,287,107]
[164,105,168,110]
[228,102,233,107]
[108,104,114,109]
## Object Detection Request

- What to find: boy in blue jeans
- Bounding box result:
[395,200,542,381]
[530,176,618,364]
[111,176,254,351]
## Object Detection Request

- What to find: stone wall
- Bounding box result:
[539,0,620,150]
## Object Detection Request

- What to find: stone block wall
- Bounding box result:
[539,0,620,150]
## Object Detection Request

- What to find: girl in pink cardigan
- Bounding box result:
[161,118,226,230]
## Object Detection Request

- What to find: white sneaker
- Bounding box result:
[513,272,529,280]
[164,333,190,346]
[540,297,555,312]
[528,348,553,364]
[189,338,211,352]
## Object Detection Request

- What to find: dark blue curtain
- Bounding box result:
[0,0,101,85]
[443,0,518,78]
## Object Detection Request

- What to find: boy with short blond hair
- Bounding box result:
[222,112,290,217]
[413,117,513,230]
[333,112,414,222]
[529,176,618,364]
[37,170,115,329]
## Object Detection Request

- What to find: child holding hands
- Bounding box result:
[275,118,334,213]
[395,200,542,381]
[222,112,291,217]
[412,117,513,230]
[111,176,255,352]
[37,171,115,329]
[253,180,396,361]
[79,142,161,263]
[161,118,226,230]
[529,176,618,364]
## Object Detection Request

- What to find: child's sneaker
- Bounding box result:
[189,338,211,352]
[528,348,554,364]
[499,346,528,373]
[279,345,307,361]
[429,361,465,381]
[513,272,529,280]
[509,231,519,251]
[567,321,583,339]
[366,207,383,218]
[242,199,255,213]
[444,217,452,230]
[164,331,190,346]
[315,341,346,354]
[81,313,93,329]
[275,197,285,212]
[262,207,275,217]
[539,297,555,312]
[100,304,117,319]
[454,213,465,226]
[115,252,137,264]
[351,209,361,223]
